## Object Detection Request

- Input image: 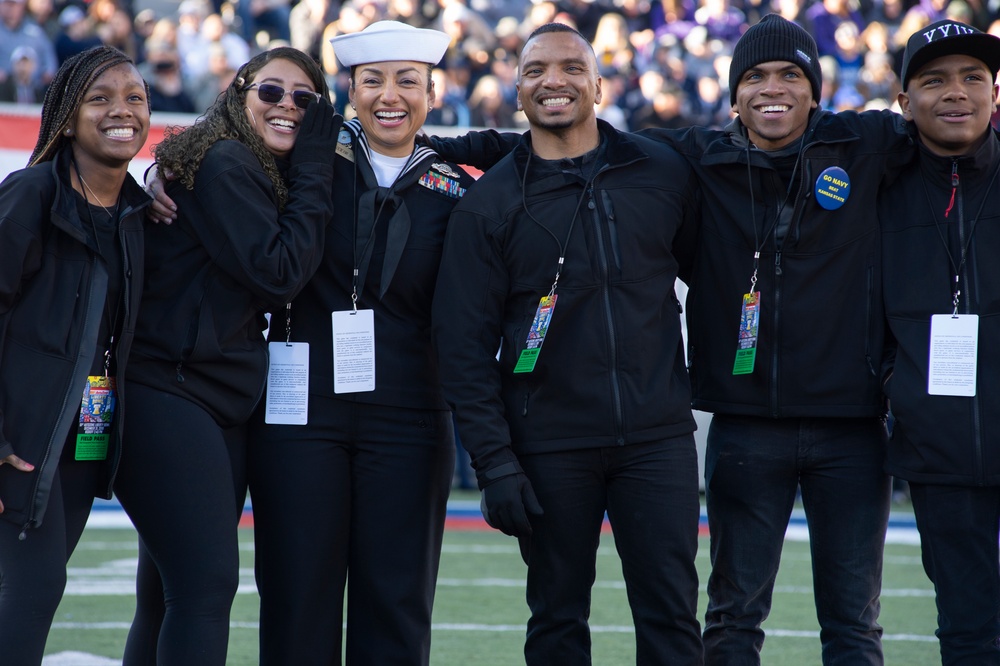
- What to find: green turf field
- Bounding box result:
[44,500,939,665]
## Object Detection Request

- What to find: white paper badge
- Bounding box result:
[332,309,376,393]
[928,314,979,397]
[265,342,310,424]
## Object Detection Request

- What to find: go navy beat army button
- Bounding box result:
[815,166,850,210]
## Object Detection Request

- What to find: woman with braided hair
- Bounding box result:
[112,46,340,665]
[0,45,150,664]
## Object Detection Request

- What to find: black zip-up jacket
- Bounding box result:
[127,139,333,427]
[881,129,1000,486]
[277,120,474,409]
[0,146,148,531]
[643,109,911,418]
[432,121,699,479]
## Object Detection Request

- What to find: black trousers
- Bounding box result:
[114,383,246,666]
[0,444,97,666]
[910,482,1000,665]
[518,435,704,666]
[249,395,455,666]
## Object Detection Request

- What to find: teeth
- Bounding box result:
[268,118,296,129]
[104,128,134,138]
[376,111,406,119]
[760,105,789,113]
[542,97,571,106]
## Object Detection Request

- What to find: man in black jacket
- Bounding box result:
[880,20,1000,664]
[433,22,704,665]
[642,15,911,666]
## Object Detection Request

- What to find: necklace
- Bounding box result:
[78,171,119,218]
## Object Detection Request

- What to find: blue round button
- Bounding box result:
[815,166,850,210]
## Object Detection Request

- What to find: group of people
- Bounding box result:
[1,11,999,666]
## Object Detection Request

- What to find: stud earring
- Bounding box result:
[64,128,72,136]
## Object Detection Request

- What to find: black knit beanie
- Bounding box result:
[729,14,822,106]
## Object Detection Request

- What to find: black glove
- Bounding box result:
[480,463,543,538]
[290,97,342,166]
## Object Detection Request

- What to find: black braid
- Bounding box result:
[152,47,330,212]
[29,45,149,167]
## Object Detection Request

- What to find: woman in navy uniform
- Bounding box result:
[247,22,476,666]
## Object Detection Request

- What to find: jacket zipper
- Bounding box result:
[588,181,626,445]
[105,213,135,499]
[24,254,105,539]
[865,264,875,376]
[768,251,783,417]
[953,159,986,486]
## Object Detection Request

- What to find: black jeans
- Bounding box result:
[703,415,890,666]
[910,482,1000,665]
[518,435,703,666]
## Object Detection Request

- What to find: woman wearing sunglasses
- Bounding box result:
[112,46,340,665]
[246,22,476,665]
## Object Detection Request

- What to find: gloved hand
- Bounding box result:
[290,97,342,167]
[480,463,543,539]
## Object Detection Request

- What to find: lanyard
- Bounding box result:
[74,160,122,377]
[919,157,1000,315]
[744,138,805,293]
[519,149,603,298]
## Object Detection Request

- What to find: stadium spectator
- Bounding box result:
[0,0,58,86]
[0,45,150,665]
[427,65,470,125]
[175,0,210,78]
[190,40,237,111]
[97,8,141,64]
[142,39,196,113]
[0,44,46,102]
[235,0,291,46]
[26,0,56,39]
[289,0,339,60]
[54,5,102,65]
[695,0,748,43]
[467,73,518,126]
[805,0,866,56]
[192,13,250,79]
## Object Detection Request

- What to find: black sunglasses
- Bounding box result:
[244,83,322,110]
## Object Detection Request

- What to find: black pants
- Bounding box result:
[910,482,1000,665]
[249,396,455,666]
[0,445,97,665]
[518,435,704,666]
[114,383,246,666]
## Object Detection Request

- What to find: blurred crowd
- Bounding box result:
[4,0,1000,129]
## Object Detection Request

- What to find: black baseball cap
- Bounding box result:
[900,20,1000,91]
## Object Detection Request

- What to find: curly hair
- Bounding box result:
[30,45,148,166]
[152,47,330,210]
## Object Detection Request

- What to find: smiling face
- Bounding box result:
[900,53,999,157]
[734,60,817,151]
[67,62,149,169]
[516,30,602,137]
[244,57,318,159]
[349,60,433,158]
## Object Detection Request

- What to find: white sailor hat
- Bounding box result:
[330,20,451,68]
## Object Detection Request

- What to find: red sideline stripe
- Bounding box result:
[240,511,711,537]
